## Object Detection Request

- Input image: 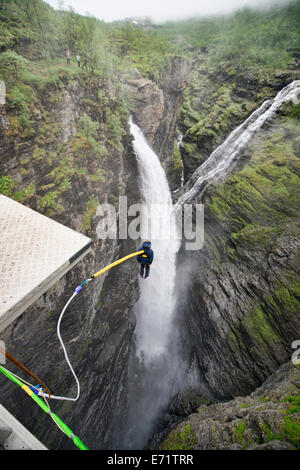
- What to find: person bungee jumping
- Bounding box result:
[137,239,154,279]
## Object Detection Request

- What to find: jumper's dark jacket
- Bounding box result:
[137,241,154,265]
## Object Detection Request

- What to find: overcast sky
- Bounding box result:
[44,0,292,23]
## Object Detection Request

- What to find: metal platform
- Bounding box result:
[0,195,92,332]
[0,404,47,450]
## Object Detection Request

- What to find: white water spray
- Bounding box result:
[116,119,184,449]
[129,117,180,361]
[178,80,300,205]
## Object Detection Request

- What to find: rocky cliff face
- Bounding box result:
[152,52,300,449]
[174,96,300,402]
[160,361,300,450]
[0,69,144,449]
[178,52,300,182]
[0,56,192,449]
[126,56,191,189]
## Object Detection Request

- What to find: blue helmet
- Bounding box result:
[142,240,151,249]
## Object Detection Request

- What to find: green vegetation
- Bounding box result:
[208,105,300,250]
[0,49,28,80]
[78,113,99,140]
[39,190,58,208]
[13,183,36,203]
[81,195,99,231]
[1,0,299,228]
[268,279,300,319]
[284,395,300,415]
[0,0,179,210]
[2,0,297,89]
[206,101,300,351]
[160,424,197,450]
[0,0,176,83]
[161,2,300,69]
[243,303,280,348]
[75,112,110,155]
[104,109,125,150]
[90,168,105,184]
[170,2,300,170]
[0,176,15,196]
[171,140,184,171]
[110,21,176,81]
[260,414,300,449]
[281,414,300,449]
[234,420,247,448]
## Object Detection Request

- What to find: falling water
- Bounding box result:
[178,80,300,205]
[129,117,180,361]
[118,118,182,449]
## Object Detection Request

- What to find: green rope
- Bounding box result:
[0,365,89,450]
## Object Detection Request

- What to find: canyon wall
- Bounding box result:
[0,58,189,449]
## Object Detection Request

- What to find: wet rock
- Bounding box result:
[175,98,300,400]
[126,57,191,189]
[160,362,300,450]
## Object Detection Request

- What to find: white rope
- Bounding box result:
[2,367,35,389]
[40,389,67,435]
[39,291,80,402]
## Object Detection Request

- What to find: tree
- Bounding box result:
[12,0,61,57]
[0,50,28,80]
[78,113,99,140]
[77,16,105,74]
[61,7,82,52]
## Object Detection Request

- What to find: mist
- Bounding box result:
[45,0,296,23]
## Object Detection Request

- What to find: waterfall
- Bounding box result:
[117,118,183,449]
[178,80,300,205]
[177,131,184,188]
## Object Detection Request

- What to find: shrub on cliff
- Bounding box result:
[78,113,99,140]
[0,50,28,81]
